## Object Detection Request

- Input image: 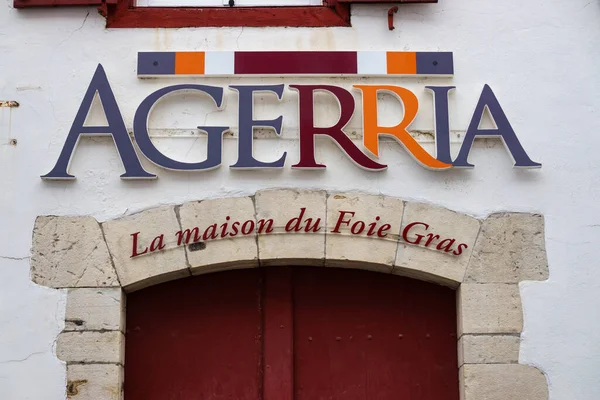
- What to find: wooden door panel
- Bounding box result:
[124,269,263,400]
[293,268,458,400]
[263,267,294,400]
[124,267,458,400]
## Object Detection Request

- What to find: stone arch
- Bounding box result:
[30,189,550,400]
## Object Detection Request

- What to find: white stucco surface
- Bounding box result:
[1,0,599,398]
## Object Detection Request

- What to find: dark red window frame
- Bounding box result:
[14,0,437,28]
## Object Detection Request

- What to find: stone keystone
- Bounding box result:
[256,189,326,266]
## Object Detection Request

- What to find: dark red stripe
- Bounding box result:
[234,51,357,75]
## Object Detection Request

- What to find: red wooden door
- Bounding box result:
[125,267,459,400]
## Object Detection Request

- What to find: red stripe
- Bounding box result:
[234,52,357,75]
[14,0,102,7]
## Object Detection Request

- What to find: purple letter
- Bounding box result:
[426,86,455,164]
[229,85,286,168]
[133,85,229,171]
[454,85,541,168]
[42,64,154,180]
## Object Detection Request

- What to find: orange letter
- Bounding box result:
[354,85,451,170]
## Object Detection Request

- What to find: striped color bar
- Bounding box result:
[138,51,453,77]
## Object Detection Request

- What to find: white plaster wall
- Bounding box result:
[1,0,599,398]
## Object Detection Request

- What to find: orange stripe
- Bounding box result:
[386,52,417,75]
[175,52,205,75]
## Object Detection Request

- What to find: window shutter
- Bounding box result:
[14,0,116,8]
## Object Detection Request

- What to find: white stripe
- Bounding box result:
[357,52,386,75]
[205,52,235,75]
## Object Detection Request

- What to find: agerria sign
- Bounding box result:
[43,51,540,180]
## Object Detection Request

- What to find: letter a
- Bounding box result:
[42,64,155,180]
[454,85,541,168]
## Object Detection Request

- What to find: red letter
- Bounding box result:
[290,85,387,171]
[230,221,240,237]
[367,216,381,236]
[304,218,321,233]
[203,224,218,241]
[377,224,391,238]
[130,232,148,258]
[257,218,274,234]
[286,208,307,232]
[351,221,366,235]
[220,216,231,238]
[149,234,165,252]
[331,211,355,233]
[424,233,440,247]
[175,227,201,246]
[402,222,429,245]
[436,238,456,253]
[453,243,468,256]
[242,220,255,235]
